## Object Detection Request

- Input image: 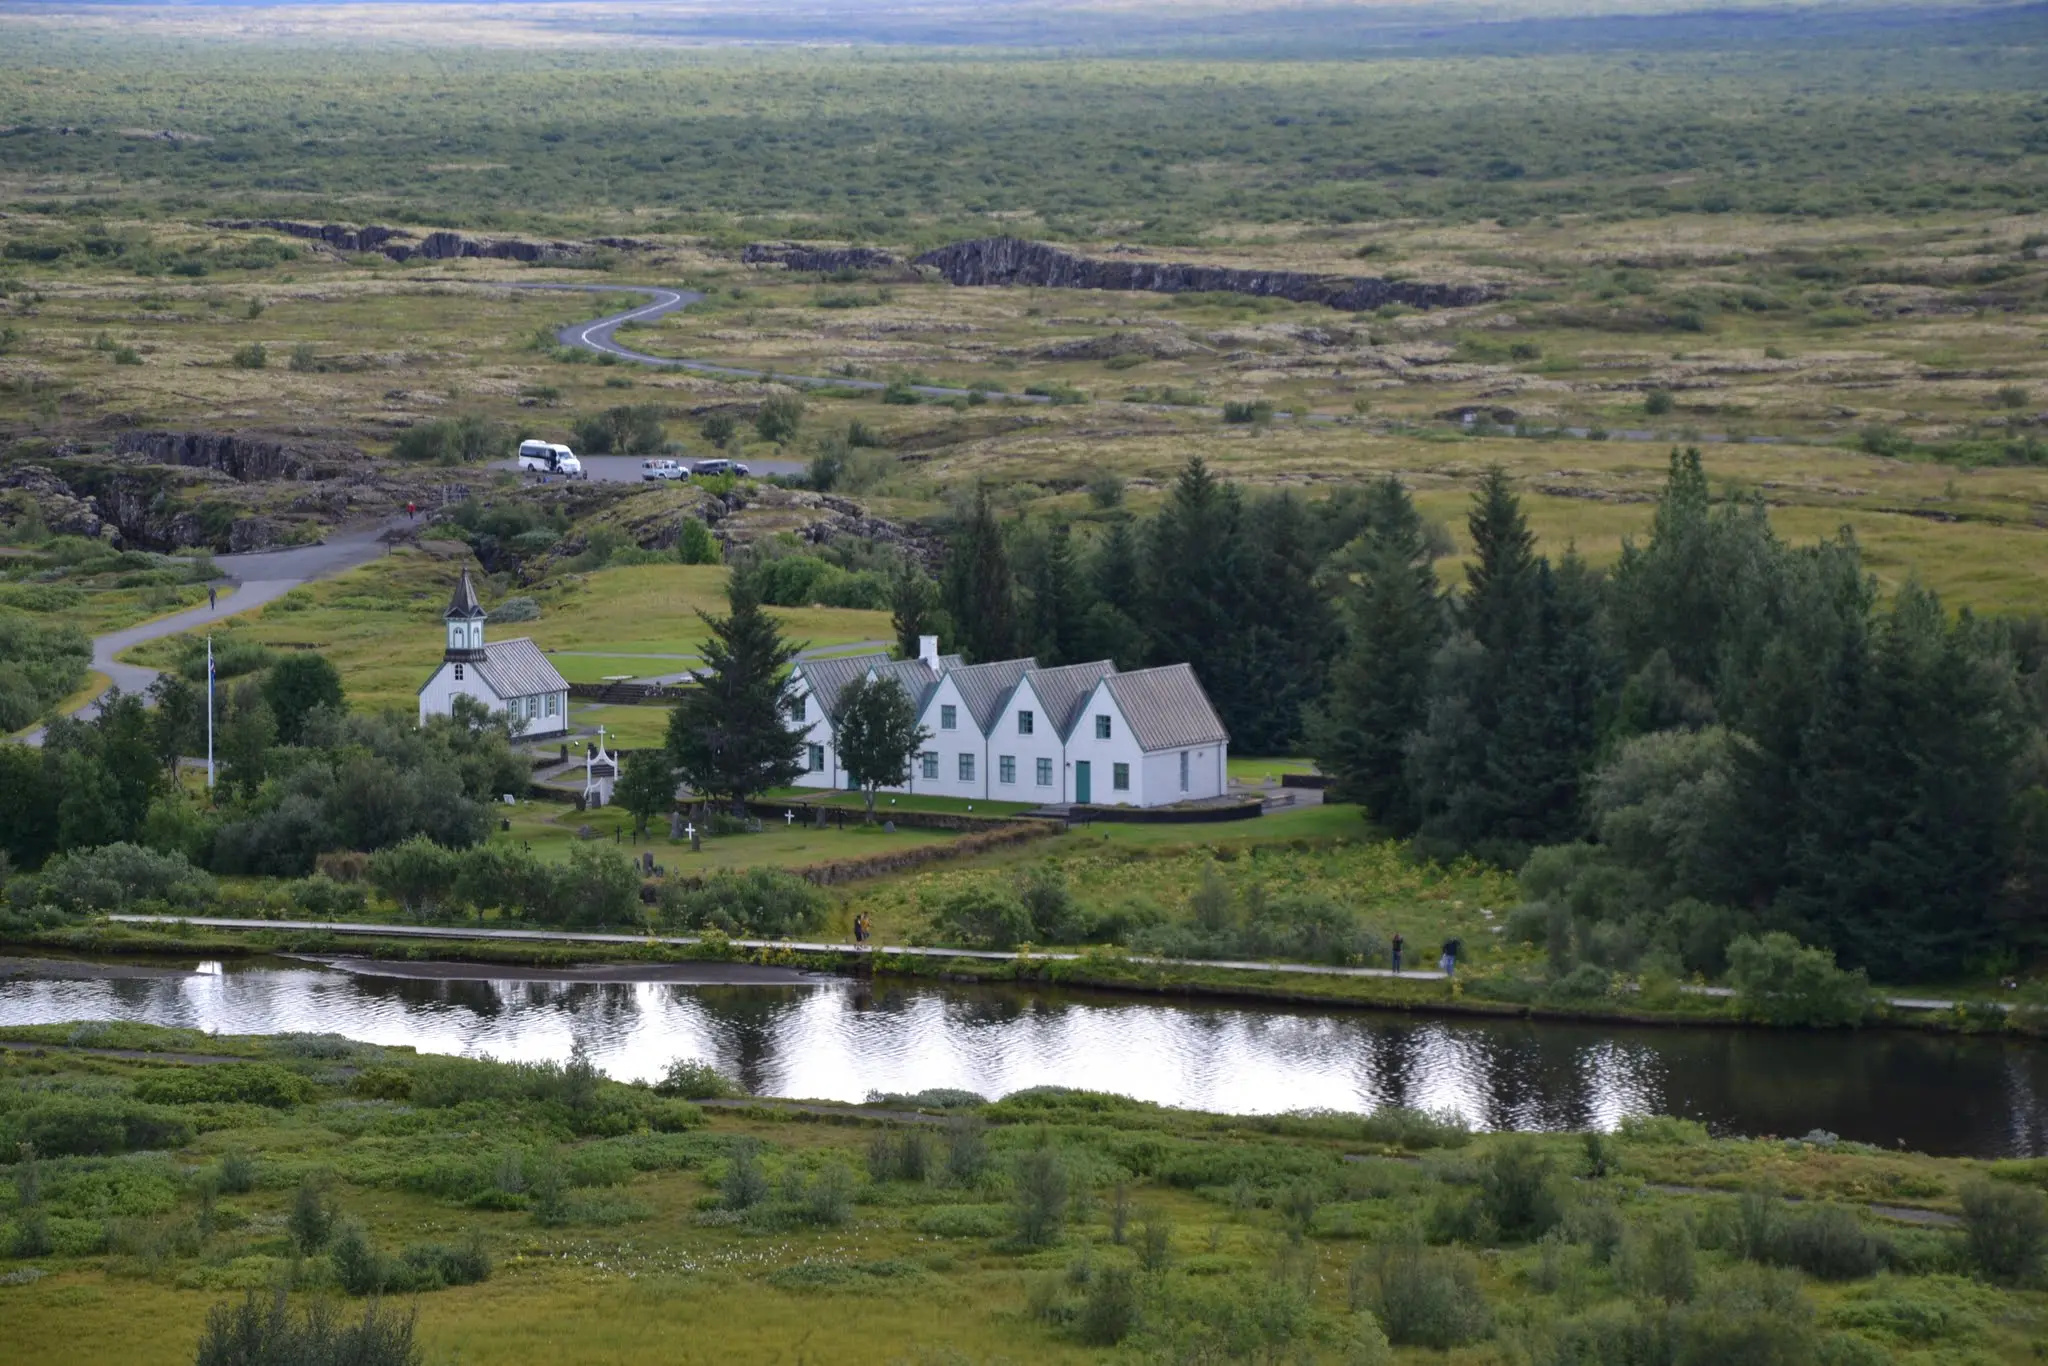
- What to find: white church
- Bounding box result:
[787,636,1228,807]
[417,567,571,739]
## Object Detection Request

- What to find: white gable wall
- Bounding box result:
[418,661,506,728]
[914,673,986,799]
[1066,680,1148,805]
[1142,742,1227,804]
[786,678,843,791]
[988,676,1064,805]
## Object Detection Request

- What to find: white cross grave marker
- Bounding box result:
[683,822,696,842]
[785,809,796,826]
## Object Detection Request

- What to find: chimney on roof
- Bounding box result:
[919,634,940,669]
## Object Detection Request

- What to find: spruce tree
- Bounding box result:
[889,564,944,659]
[1310,477,1445,830]
[665,585,806,813]
[1235,491,1343,754]
[941,486,1020,663]
[1144,457,1252,735]
[1021,522,1091,667]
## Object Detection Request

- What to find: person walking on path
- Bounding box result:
[406,501,417,521]
[1391,933,1404,974]
[1440,938,1461,978]
[207,585,217,610]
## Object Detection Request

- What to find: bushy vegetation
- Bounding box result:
[657,867,826,937]
[3,1029,2047,1365]
[0,615,90,732]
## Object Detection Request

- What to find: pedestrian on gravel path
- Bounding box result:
[207,585,217,610]
[1440,938,1461,978]
[1391,933,1404,974]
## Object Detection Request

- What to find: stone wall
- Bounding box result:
[913,236,1500,312]
[206,219,601,265]
[742,242,905,272]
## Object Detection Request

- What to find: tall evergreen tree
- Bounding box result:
[941,486,1019,663]
[1310,477,1445,830]
[1410,471,1613,862]
[1144,457,1254,735]
[889,563,944,660]
[665,586,807,813]
[1076,515,1146,668]
[1234,491,1343,754]
[1020,522,1091,667]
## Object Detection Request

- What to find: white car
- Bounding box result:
[691,458,750,478]
[640,459,686,481]
[517,440,584,479]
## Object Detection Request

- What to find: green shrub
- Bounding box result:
[1359,1106,1472,1150]
[1077,1265,1139,1345]
[674,517,721,565]
[134,1063,314,1109]
[1643,388,1675,415]
[1478,1136,1562,1242]
[1727,932,1870,1027]
[1367,1240,1492,1348]
[720,1138,770,1211]
[867,1127,933,1183]
[1960,1178,2048,1284]
[287,1176,335,1254]
[1012,1147,1070,1246]
[38,842,214,912]
[1621,1218,1698,1303]
[391,414,505,465]
[230,341,266,369]
[754,392,806,444]
[194,1291,419,1366]
[654,1058,735,1099]
[660,868,827,937]
[913,1204,1010,1238]
[1,1098,192,1159]
[1222,399,1274,424]
[1771,1204,1890,1281]
[945,1118,990,1185]
[217,1151,257,1195]
[573,403,666,454]
[928,884,1034,949]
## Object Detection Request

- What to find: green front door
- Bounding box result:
[1074,761,1091,804]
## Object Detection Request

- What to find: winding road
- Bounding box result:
[500,282,1048,404]
[20,520,402,745]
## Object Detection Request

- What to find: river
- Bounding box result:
[3,955,2044,1157]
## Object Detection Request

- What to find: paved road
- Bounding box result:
[489,282,1051,404]
[21,519,401,744]
[488,454,806,484]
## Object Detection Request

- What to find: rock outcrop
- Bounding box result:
[914,237,1501,312]
[742,242,905,272]
[206,219,607,265]
[0,465,110,540]
[113,430,359,482]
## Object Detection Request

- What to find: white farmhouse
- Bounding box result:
[416,567,571,739]
[786,635,1228,807]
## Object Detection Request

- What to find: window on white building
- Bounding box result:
[1095,714,1111,740]
[808,743,825,772]
[941,704,957,730]
[1112,762,1130,791]
[921,752,939,780]
[1180,751,1190,791]
[453,663,464,681]
[546,694,558,717]
[958,753,975,782]
[1017,710,1034,735]
[999,755,1016,784]
[1036,758,1053,786]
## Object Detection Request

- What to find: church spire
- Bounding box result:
[444,567,486,662]
[445,565,485,620]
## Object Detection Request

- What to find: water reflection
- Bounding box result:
[3,960,2046,1156]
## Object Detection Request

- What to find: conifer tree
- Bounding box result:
[1310,477,1445,830]
[665,585,806,813]
[941,485,1019,663]
[1021,522,1090,667]
[889,564,944,660]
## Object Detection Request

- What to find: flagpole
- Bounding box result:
[206,635,215,791]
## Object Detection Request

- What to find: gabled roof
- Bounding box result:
[1104,664,1229,751]
[473,638,568,699]
[1024,659,1117,739]
[947,656,1038,733]
[795,653,888,721]
[869,657,945,716]
[445,566,485,620]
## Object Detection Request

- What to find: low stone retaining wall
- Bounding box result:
[1069,800,1263,824]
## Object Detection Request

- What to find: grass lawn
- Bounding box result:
[1226,754,1317,784]
[497,799,958,871]
[520,565,891,657]
[546,653,697,684]
[764,788,1042,818]
[567,703,670,749]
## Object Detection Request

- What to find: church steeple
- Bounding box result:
[444,566,487,662]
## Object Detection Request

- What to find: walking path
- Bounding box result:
[100,914,1989,1015]
[21,518,403,745]
[106,913,1450,982]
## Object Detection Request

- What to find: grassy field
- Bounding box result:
[115,553,892,716]
[2,1025,2045,1366]
[498,799,959,872]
